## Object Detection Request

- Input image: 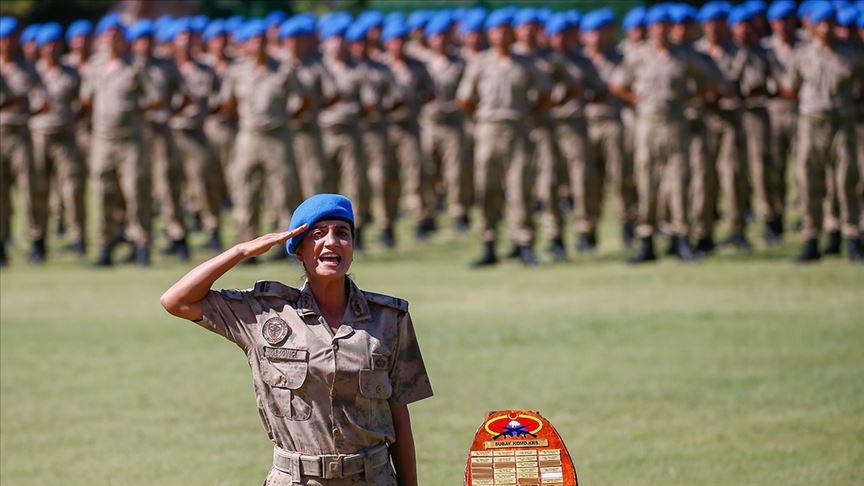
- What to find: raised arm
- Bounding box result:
[160,226,306,321]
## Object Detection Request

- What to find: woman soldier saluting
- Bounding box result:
[161,194,433,485]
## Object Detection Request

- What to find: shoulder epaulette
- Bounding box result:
[252,280,300,302]
[363,291,409,313]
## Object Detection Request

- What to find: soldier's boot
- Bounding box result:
[622,221,635,248]
[518,244,540,267]
[160,239,179,255]
[795,238,821,263]
[56,216,66,236]
[380,226,396,249]
[695,235,716,255]
[505,244,521,259]
[175,237,190,262]
[120,244,137,264]
[0,243,7,267]
[628,236,657,264]
[848,238,864,263]
[61,238,87,256]
[577,233,596,253]
[666,236,679,256]
[470,241,498,268]
[415,218,437,240]
[28,238,47,264]
[91,244,113,267]
[454,215,470,233]
[824,231,841,256]
[763,219,781,245]
[191,213,203,233]
[548,237,567,262]
[207,230,222,252]
[135,245,151,267]
[674,236,698,262]
[269,244,289,261]
[724,233,753,251]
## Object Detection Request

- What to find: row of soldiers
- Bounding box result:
[1,1,863,268]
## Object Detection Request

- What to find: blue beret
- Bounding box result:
[669,4,697,24]
[407,10,432,30]
[563,10,582,27]
[728,5,755,26]
[544,14,572,36]
[646,5,672,25]
[126,19,154,42]
[837,7,859,25]
[425,13,454,38]
[224,15,244,33]
[385,12,406,26]
[745,1,768,15]
[458,11,485,35]
[0,17,17,39]
[203,20,226,41]
[699,2,729,22]
[485,9,513,30]
[513,8,539,27]
[96,14,123,36]
[357,11,385,29]
[35,22,62,47]
[809,3,836,22]
[345,21,369,42]
[319,18,351,40]
[189,15,208,33]
[537,8,554,23]
[380,21,407,42]
[279,17,313,39]
[21,24,41,43]
[238,19,266,42]
[65,19,91,41]
[767,0,796,20]
[286,194,355,255]
[318,12,353,31]
[799,1,819,19]
[265,10,286,27]
[156,21,178,43]
[581,9,615,31]
[623,7,647,30]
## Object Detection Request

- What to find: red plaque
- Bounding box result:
[464,410,578,486]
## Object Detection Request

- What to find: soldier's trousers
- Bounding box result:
[767,99,797,223]
[858,121,864,232]
[32,130,85,242]
[531,120,562,240]
[174,128,221,234]
[263,463,398,486]
[0,124,41,245]
[292,125,332,198]
[204,117,236,206]
[90,134,151,247]
[474,121,535,245]
[363,123,399,229]
[421,118,472,219]
[146,122,185,241]
[796,116,860,239]
[232,127,301,242]
[705,112,749,236]
[743,107,777,222]
[389,120,435,224]
[634,117,689,238]
[321,124,369,229]
[588,116,637,227]
[688,119,716,240]
[552,118,593,237]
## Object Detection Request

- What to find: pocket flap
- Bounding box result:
[358,369,392,399]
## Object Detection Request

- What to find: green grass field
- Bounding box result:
[2,208,863,485]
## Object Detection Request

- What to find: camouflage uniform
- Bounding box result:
[201,53,236,206]
[786,40,863,240]
[220,57,303,242]
[197,279,433,485]
[31,59,86,246]
[456,50,549,246]
[84,55,153,248]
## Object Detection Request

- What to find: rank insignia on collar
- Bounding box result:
[262,316,290,345]
[351,297,365,317]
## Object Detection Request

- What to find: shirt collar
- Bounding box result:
[296,279,371,323]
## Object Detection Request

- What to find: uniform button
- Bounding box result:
[331,343,338,351]
[376,385,383,394]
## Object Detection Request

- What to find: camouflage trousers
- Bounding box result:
[292,125,333,198]
[0,124,40,244]
[322,123,369,229]
[767,99,797,222]
[474,121,535,245]
[634,116,689,238]
[389,120,435,224]
[204,117,236,207]
[588,116,637,227]
[146,122,186,241]
[687,119,715,240]
[743,107,778,222]
[796,116,860,239]
[173,128,221,233]
[421,118,472,219]
[705,111,749,236]
[33,129,86,242]
[551,117,593,237]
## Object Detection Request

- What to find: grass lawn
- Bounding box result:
[1,207,863,485]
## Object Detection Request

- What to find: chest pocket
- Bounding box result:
[260,347,312,421]
[358,353,392,400]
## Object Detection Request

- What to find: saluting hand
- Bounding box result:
[236,225,308,258]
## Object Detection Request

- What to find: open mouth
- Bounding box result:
[319,254,342,265]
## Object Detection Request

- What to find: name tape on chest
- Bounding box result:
[263,347,309,362]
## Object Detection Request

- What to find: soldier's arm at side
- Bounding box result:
[390,403,418,486]
[160,227,306,321]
